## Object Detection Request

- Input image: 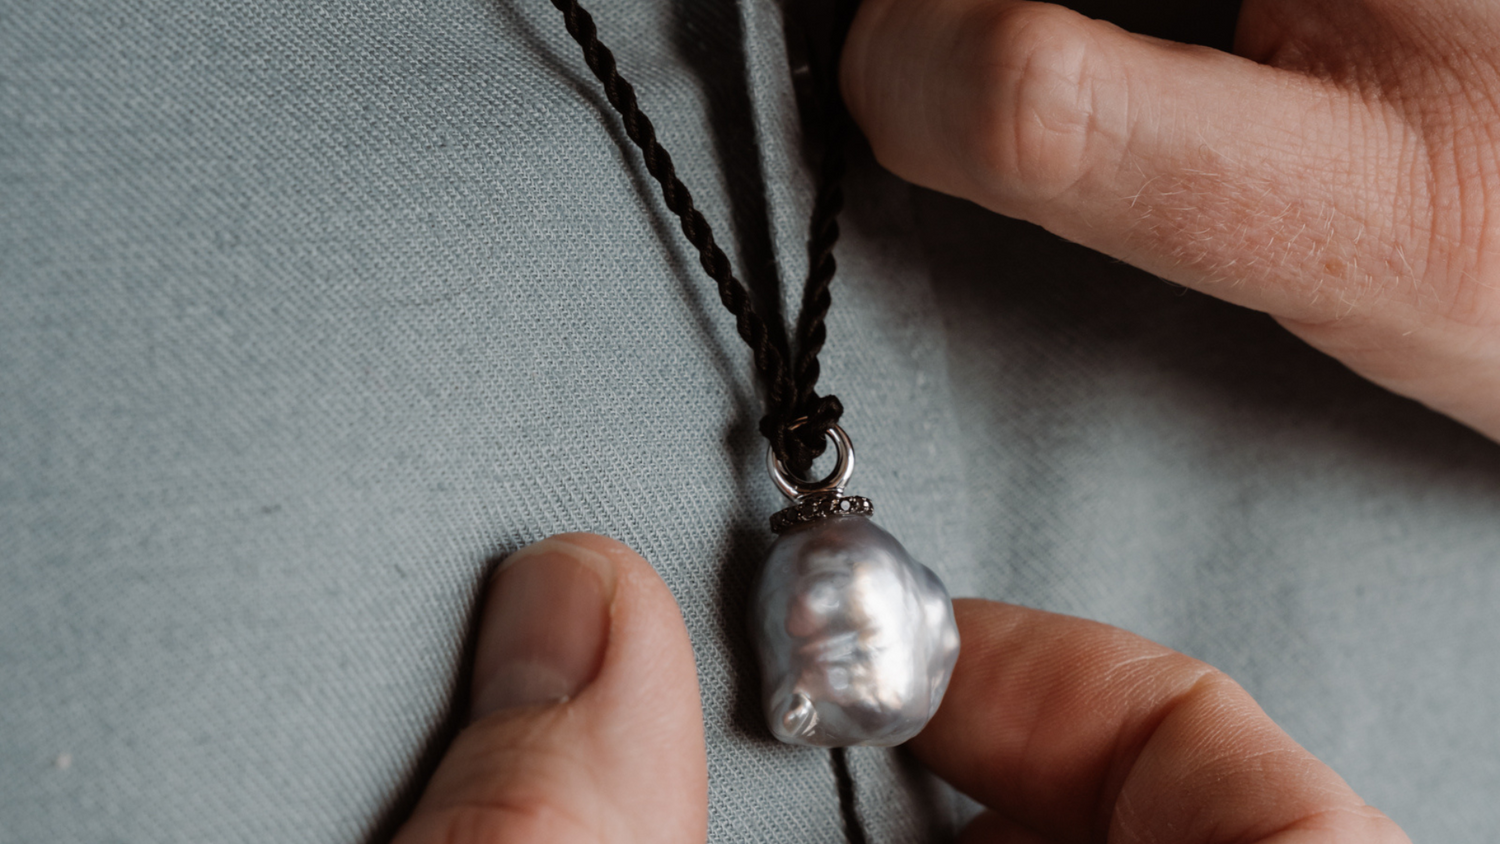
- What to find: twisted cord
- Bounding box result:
[792,0,860,421]
[548,0,850,478]
[789,108,850,438]
[799,10,871,838]
[830,747,870,844]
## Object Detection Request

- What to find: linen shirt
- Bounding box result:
[4,0,1497,841]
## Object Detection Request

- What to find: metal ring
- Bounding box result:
[766,422,855,501]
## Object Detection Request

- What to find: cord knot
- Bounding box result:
[761,394,844,481]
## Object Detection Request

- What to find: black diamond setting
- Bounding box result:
[769,493,874,534]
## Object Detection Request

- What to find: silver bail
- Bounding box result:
[765,423,873,533]
[765,421,856,501]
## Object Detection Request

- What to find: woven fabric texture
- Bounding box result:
[3,1,1498,842]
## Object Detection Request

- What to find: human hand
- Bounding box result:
[842,0,1500,443]
[391,533,1409,843]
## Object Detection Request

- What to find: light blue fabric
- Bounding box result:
[3,1,1497,842]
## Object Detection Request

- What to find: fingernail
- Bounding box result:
[470,540,615,719]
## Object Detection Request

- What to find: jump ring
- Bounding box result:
[766,422,855,501]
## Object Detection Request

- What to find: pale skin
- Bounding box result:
[842,0,1500,444]
[391,535,1409,844]
[385,0,1500,839]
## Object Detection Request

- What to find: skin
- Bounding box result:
[392,535,1410,843]
[388,0,1500,838]
[840,0,1500,446]
[393,535,708,844]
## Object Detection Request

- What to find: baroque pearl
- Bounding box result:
[751,514,960,747]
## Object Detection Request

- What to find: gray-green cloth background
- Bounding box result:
[3,0,1497,841]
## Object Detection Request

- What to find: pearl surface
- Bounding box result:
[751,515,960,747]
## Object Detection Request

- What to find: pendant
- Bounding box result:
[751,425,960,747]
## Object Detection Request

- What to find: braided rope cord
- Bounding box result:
[545,9,870,840]
[791,0,859,431]
[547,0,851,478]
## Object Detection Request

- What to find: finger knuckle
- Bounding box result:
[961,2,1113,203]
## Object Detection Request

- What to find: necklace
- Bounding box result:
[546,0,959,749]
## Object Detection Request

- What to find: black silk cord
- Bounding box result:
[547,1,870,841]
[547,0,855,480]
[831,747,870,844]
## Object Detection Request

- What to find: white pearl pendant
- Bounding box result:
[753,425,960,747]
[752,513,959,746]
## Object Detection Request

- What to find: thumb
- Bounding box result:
[841,0,1382,326]
[393,534,708,844]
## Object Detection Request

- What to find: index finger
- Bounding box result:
[841,0,1386,326]
[911,599,1410,843]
